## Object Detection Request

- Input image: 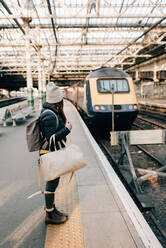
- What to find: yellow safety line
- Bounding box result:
[44,175,85,248]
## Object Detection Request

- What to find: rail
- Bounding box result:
[110,130,166,192]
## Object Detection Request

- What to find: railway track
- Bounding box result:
[139,109,166,120]
[97,138,144,208]
[97,137,166,246]
[82,108,166,246]
[96,111,166,245]
[136,109,166,129]
[135,115,166,129]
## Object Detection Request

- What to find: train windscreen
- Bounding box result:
[97,79,129,93]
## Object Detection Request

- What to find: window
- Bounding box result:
[97,78,129,93]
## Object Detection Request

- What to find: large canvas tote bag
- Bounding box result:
[40,136,87,182]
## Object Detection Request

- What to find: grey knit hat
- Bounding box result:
[46,82,63,103]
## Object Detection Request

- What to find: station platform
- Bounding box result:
[138,98,166,112]
[44,100,162,248]
[0,100,162,248]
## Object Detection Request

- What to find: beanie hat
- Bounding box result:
[46,82,63,103]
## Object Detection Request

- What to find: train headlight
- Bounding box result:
[94,105,100,110]
[129,105,133,110]
[133,104,138,109]
[94,105,106,111]
[100,106,105,110]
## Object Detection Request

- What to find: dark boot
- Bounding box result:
[53,204,68,218]
[45,209,68,225]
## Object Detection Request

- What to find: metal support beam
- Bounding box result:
[37,45,43,100]
[122,135,142,194]
[102,16,166,67]
[0,42,144,47]
[1,24,165,29]
[42,68,46,100]
[23,18,34,108]
[46,0,58,77]
[0,0,25,34]
[0,14,166,19]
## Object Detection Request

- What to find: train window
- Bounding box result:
[97,79,129,93]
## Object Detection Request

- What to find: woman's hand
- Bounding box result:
[66,121,72,130]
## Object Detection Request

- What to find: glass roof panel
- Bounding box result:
[0,0,166,82]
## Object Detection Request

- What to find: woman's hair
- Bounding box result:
[53,100,67,124]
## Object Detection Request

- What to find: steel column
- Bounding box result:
[23,18,34,108]
[37,46,43,100]
[42,68,46,101]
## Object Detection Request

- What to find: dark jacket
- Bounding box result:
[39,102,70,151]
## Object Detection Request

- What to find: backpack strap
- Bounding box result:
[40,109,59,150]
[40,109,59,129]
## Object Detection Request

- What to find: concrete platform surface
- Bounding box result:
[0,100,163,248]
[44,100,161,248]
[138,98,166,109]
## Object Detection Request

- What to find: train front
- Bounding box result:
[86,68,139,131]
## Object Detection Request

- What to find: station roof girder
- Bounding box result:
[0,0,166,87]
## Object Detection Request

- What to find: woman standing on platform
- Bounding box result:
[39,82,72,225]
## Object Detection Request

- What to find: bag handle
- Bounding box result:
[27,160,74,199]
[49,135,65,151]
[27,161,55,199]
[38,161,55,195]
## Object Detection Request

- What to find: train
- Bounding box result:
[64,67,139,131]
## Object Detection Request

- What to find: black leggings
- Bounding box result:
[45,177,60,209]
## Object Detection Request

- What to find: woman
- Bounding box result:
[39,82,72,225]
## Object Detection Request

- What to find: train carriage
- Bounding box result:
[65,67,139,131]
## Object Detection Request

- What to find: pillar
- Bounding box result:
[42,69,46,101]
[37,45,43,100]
[153,63,159,98]
[135,70,139,81]
[135,70,141,98]
[23,17,34,108]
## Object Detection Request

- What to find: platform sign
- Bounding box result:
[110,129,166,146]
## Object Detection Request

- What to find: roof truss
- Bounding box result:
[0,0,166,86]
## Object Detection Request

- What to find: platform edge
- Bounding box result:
[69,101,163,248]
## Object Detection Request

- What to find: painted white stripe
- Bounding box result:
[69,101,162,248]
[0,207,43,248]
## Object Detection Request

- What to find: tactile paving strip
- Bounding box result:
[44,175,85,248]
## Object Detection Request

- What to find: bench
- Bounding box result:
[21,106,34,118]
[10,104,24,126]
[0,108,12,127]
[11,103,35,126]
[0,101,35,127]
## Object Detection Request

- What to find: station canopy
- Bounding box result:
[0,0,166,87]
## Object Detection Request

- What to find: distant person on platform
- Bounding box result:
[39,82,72,225]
